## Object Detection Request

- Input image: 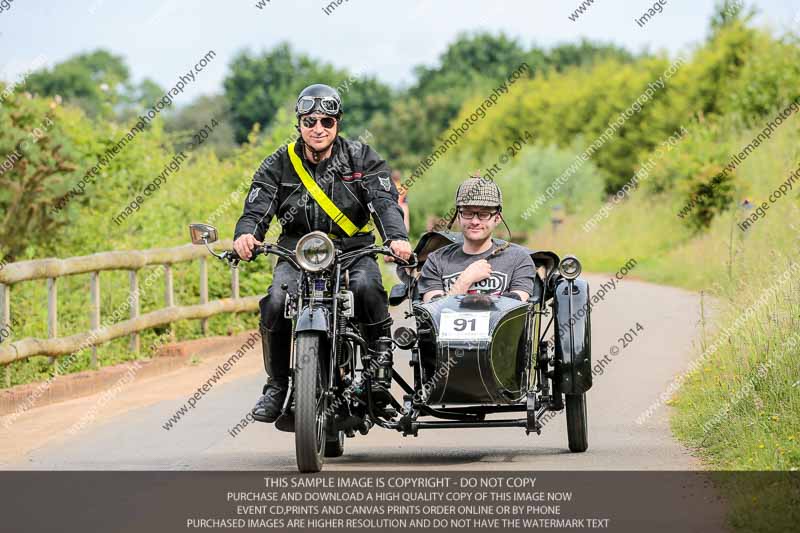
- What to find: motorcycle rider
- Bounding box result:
[233,83,412,424]
[418,177,536,302]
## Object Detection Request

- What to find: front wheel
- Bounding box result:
[294,332,328,472]
[565,393,588,452]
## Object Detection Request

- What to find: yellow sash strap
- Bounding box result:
[287,142,372,237]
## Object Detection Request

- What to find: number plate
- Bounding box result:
[439,312,491,341]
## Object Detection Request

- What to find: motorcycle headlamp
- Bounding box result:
[296,231,335,272]
[559,255,582,280]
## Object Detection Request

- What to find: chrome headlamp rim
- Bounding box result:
[295,231,335,272]
[559,255,582,280]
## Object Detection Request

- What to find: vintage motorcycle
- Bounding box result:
[189,224,592,473]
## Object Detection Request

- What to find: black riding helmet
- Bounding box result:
[295,83,343,119]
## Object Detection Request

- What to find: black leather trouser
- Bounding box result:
[258,255,391,385]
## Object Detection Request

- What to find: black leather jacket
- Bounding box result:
[234,136,408,251]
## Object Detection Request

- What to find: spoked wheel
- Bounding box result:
[324,430,345,458]
[566,393,588,452]
[294,332,328,472]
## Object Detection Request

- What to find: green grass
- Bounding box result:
[517,119,800,532]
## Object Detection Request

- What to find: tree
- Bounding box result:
[163,94,237,158]
[368,93,457,172]
[223,43,393,143]
[25,49,131,118]
[546,39,635,71]
[338,75,393,137]
[709,0,756,35]
[368,34,637,173]
[411,32,532,98]
[0,93,78,259]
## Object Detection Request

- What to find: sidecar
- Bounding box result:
[388,231,592,452]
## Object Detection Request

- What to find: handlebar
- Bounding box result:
[219,243,417,270]
[339,246,418,270]
[220,243,297,268]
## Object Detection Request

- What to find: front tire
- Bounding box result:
[566,393,588,452]
[294,332,328,472]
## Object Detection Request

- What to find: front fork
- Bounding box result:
[532,303,564,412]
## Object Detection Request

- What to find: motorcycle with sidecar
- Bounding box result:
[189,224,592,473]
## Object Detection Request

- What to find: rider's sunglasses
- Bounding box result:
[296,96,340,116]
[458,209,498,221]
[301,116,337,129]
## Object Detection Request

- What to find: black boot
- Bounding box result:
[363,317,394,390]
[363,316,393,351]
[251,379,288,423]
[251,328,290,423]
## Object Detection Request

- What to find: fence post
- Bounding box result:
[199,257,208,335]
[47,278,57,369]
[90,272,100,368]
[129,271,140,355]
[1,283,10,387]
[164,265,175,342]
[231,267,239,299]
[164,265,174,307]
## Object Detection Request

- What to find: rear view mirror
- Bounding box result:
[189,223,219,245]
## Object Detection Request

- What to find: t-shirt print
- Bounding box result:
[441,270,509,295]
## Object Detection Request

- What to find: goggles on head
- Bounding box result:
[296,96,340,117]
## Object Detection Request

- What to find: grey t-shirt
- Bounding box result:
[418,240,536,297]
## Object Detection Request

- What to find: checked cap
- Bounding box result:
[455,176,503,209]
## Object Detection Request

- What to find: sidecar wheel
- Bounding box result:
[295,332,327,473]
[566,393,588,452]
[324,431,345,458]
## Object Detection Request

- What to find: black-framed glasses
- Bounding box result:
[301,116,337,129]
[296,96,340,116]
[458,209,498,221]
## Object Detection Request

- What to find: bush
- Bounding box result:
[405,142,605,238]
[1,98,301,387]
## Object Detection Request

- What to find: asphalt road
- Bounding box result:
[3,274,714,472]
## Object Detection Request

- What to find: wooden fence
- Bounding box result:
[0,241,259,379]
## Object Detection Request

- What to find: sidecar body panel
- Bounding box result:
[414,295,530,405]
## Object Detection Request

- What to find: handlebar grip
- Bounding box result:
[392,251,418,268]
[224,246,263,263]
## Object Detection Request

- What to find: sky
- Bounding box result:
[0,0,797,108]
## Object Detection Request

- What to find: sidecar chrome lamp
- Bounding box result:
[296,231,335,272]
[559,255,582,280]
